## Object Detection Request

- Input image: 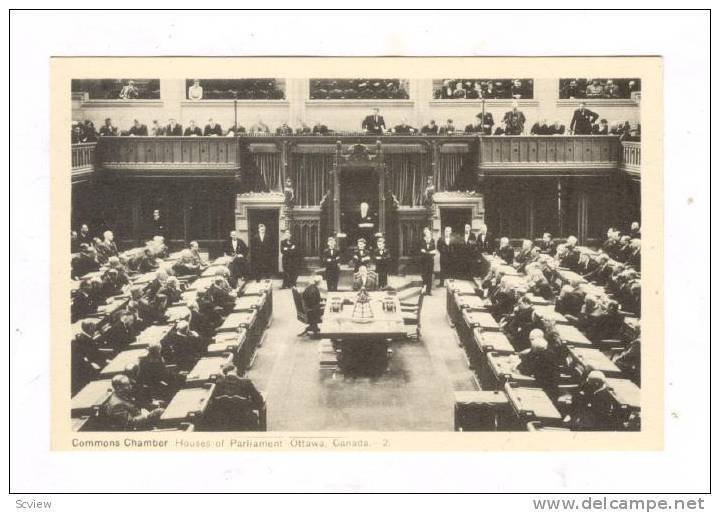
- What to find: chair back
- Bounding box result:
[291,287,308,323]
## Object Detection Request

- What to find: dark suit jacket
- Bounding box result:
[421,124,439,135]
[570,108,599,135]
[372,248,391,274]
[475,232,494,253]
[497,245,515,265]
[166,124,183,136]
[351,249,372,272]
[362,115,386,134]
[437,236,455,269]
[183,126,203,136]
[352,271,379,291]
[322,248,341,272]
[281,240,301,270]
[204,123,223,136]
[302,284,323,324]
[417,238,436,272]
[223,238,248,257]
[251,235,275,273]
[128,125,148,136]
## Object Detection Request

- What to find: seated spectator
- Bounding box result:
[276,121,293,135]
[496,237,515,265]
[81,120,98,142]
[98,117,117,136]
[516,331,559,390]
[95,230,118,264]
[393,118,415,134]
[421,120,439,135]
[586,79,605,98]
[188,79,203,100]
[295,121,312,135]
[166,118,183,136]
[183,120,202,136]
[530,119,550,135]
[604,79,620,98]
[71,279,99,323]
[204,118,223,136]
[103,374,164,431]
[352,264,379,291]
[150,120,165,136]
[225,123,246,136]
[592,118,609,135]
[439,119,457,135]
[502,102,526,135]
[127,119,148,136]
[119,80,139,100]
[172,249,203,277]
[249,118,270,133]
[72,243,100,279]
[547,120,566,135]
[311,121,329,135]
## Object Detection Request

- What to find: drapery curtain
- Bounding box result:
[387,153,431,206]
[436,154,462,191]
[252,153,283,192]
[292,154,333,207]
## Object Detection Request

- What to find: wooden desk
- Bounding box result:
[554,324,593,347]
[445,279,477,296]
[566,347,622,377]
[201,265,230,277]
[216,311,258,333]
[71,379,113,417]
[233,295,265,312]
[505,385,562,425]
[448,291,486,327]
[473,329,515,355]
[131,272,157,285]
[164,304,191,324]
[555,269,587,288]
[455,294,489,312]
[319,292,406,341]
[605,377,641,411]
[128,324,173,349]
[242,279,273,296]
[159,384,215,428]
[462,310,500,331]
[453,391,511,431]
[99,349,147,377]
[533,305,570,325]
[486,353,537,388]
[185,356,233,385]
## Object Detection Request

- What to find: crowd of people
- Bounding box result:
[186,78,285,100]
[72,103,639,142]
[433,79,534,100]
[559,78,640,100]
[309,79,409,100]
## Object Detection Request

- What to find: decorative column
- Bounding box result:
[376,140,386,236]
[332,141,342,237]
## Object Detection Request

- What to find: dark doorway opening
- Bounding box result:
[340,167,379,246]
[247,209,280,276]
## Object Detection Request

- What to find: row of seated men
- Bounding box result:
[447,229,641,430]
[71,240,268,431]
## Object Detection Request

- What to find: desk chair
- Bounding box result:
[401,291,424,340]
[291,287,309,335]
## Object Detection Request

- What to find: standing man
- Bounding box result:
[362,107,386,135]
[301,275,323,336]
[251,224,275,281]
[459,223,476,279]
[418,227,438,295]
[280,229,301,289]
[151,209,167,239]
[351,238,372,273]
[437,226,455,286]
[570,102,599,135]
[372,237,391,289]
[503,101,526,135]
[475,223,493,254]
[223,230,248,286]
[188,79,203,100]
[322,236,341,292]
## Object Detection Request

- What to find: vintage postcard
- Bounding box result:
[51,56,662,451]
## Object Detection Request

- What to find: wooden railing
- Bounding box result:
[71,142,97,182]
[620,141,641,177]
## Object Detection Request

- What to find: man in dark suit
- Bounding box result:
[95,230,118,264]
[301,275,323,335]
[105,311,139,350]
[353,202,377,247]
[151,209,167,239]
[223,230,249,286]
[458,224,476,279]
[420,120,439,135]
[72,244,100,280]
[418,228,437,295]
[322,237,341,292]
[538,232,556,255]
[439,119,456,135]
[569,102,599,135]
[497,237,515,265]
[351,238,372,272]
[203,118,223,136]
[436,226,456,286]
[312,121,329,135]
[98,118,117,136]
[250,224,275,281]
[361,108,386,135]
[629,221,641,240]
[352,264,379,291]
[393,119,415,134]
[127,119,148,136]
[183,120,202,136]
[372,237,391,288]
[503,102,526,135]
[165,118,183,136]
[475,223,493,253]
[280,229,301,289]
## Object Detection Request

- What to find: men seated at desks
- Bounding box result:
[417,227,437,295]
[301,275,323,336]
[159,276,183,305]
[560,235,581,270]
[392,118,415,134]
[172,249,203,277]
[249,118,270,134]
[361,107,386,135]
[502,294,536,347]
[613,337,640,385]
[576,252,599,279]
[626,239,641,272]
[105,310,139,349]
[516,330,560,391]
[437,226,455,286]
[322,237,341,292]
[71,321,106,394]
[95,230,118,264]
[188,240,207,267]
[526,268,555,300]
[136,341,178,402]
[223,230,249,287]
[514,239,534,271]
[103,374,165,431]
[163,320,203,371]
[127,286,154,328]
[100,267,129,298]
[565,370,615,431]
[71,279,100,323]
[72,243,100,279]
[127,119,148,136]
[372,237,391,289]
[280,229,301,289]
[601,228,621,260]
[489,277,523,318]
[439,119,456,135]
[203,118,223,136]
[555,284,586,320]
[420,120,439,135]
[166,118,183,136]
[537,232,556,255]
[186,300,213,339]
[209,365,265,431]
[276,122,293,135]
[353,264,379,292]
[134,247,159,274]
[183,120,202,136]
[496,237,515,265]
[250,223,274,281]
[585,253,613,285]
[351,238,372,272]
[614,235,633,263]
[582,299,625,342]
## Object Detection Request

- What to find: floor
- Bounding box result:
[247,283,477,431]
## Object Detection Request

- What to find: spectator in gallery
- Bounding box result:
[188,79,203,100]
[225,123,246,136]
[530,119,550,135]
[452,82,466,99]
[166,118,183,136]
[593,118,609,135]
[249,117,270,133]
[204,118,223,136]
[466,81,482,99]
[439,119,457,135]
[183,120,202,136]
[466,112,494,135]
[393,118,415,134]
[312,120,329,135]
[80,120,97,142]
[362,107,386,135]
[150,120,165,136]
[295,120,312,135]
[119,80,139,100]
[276,121,293,135]
[586,79,605,98]
[99,117,117,137]
[421,120,439,135]
[548,120,566,135]
[605,79,620,98]
[502,101,526,135]
[569,102,599,135]
[511,79,525,99]
[71,121,83,143]
[127,119,148,136]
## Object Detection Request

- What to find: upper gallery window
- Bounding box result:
[72,79,161,100]
[185,79,286,100]
[559,78,641,100]
[432,79,534,100]
[309,79,410,100]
